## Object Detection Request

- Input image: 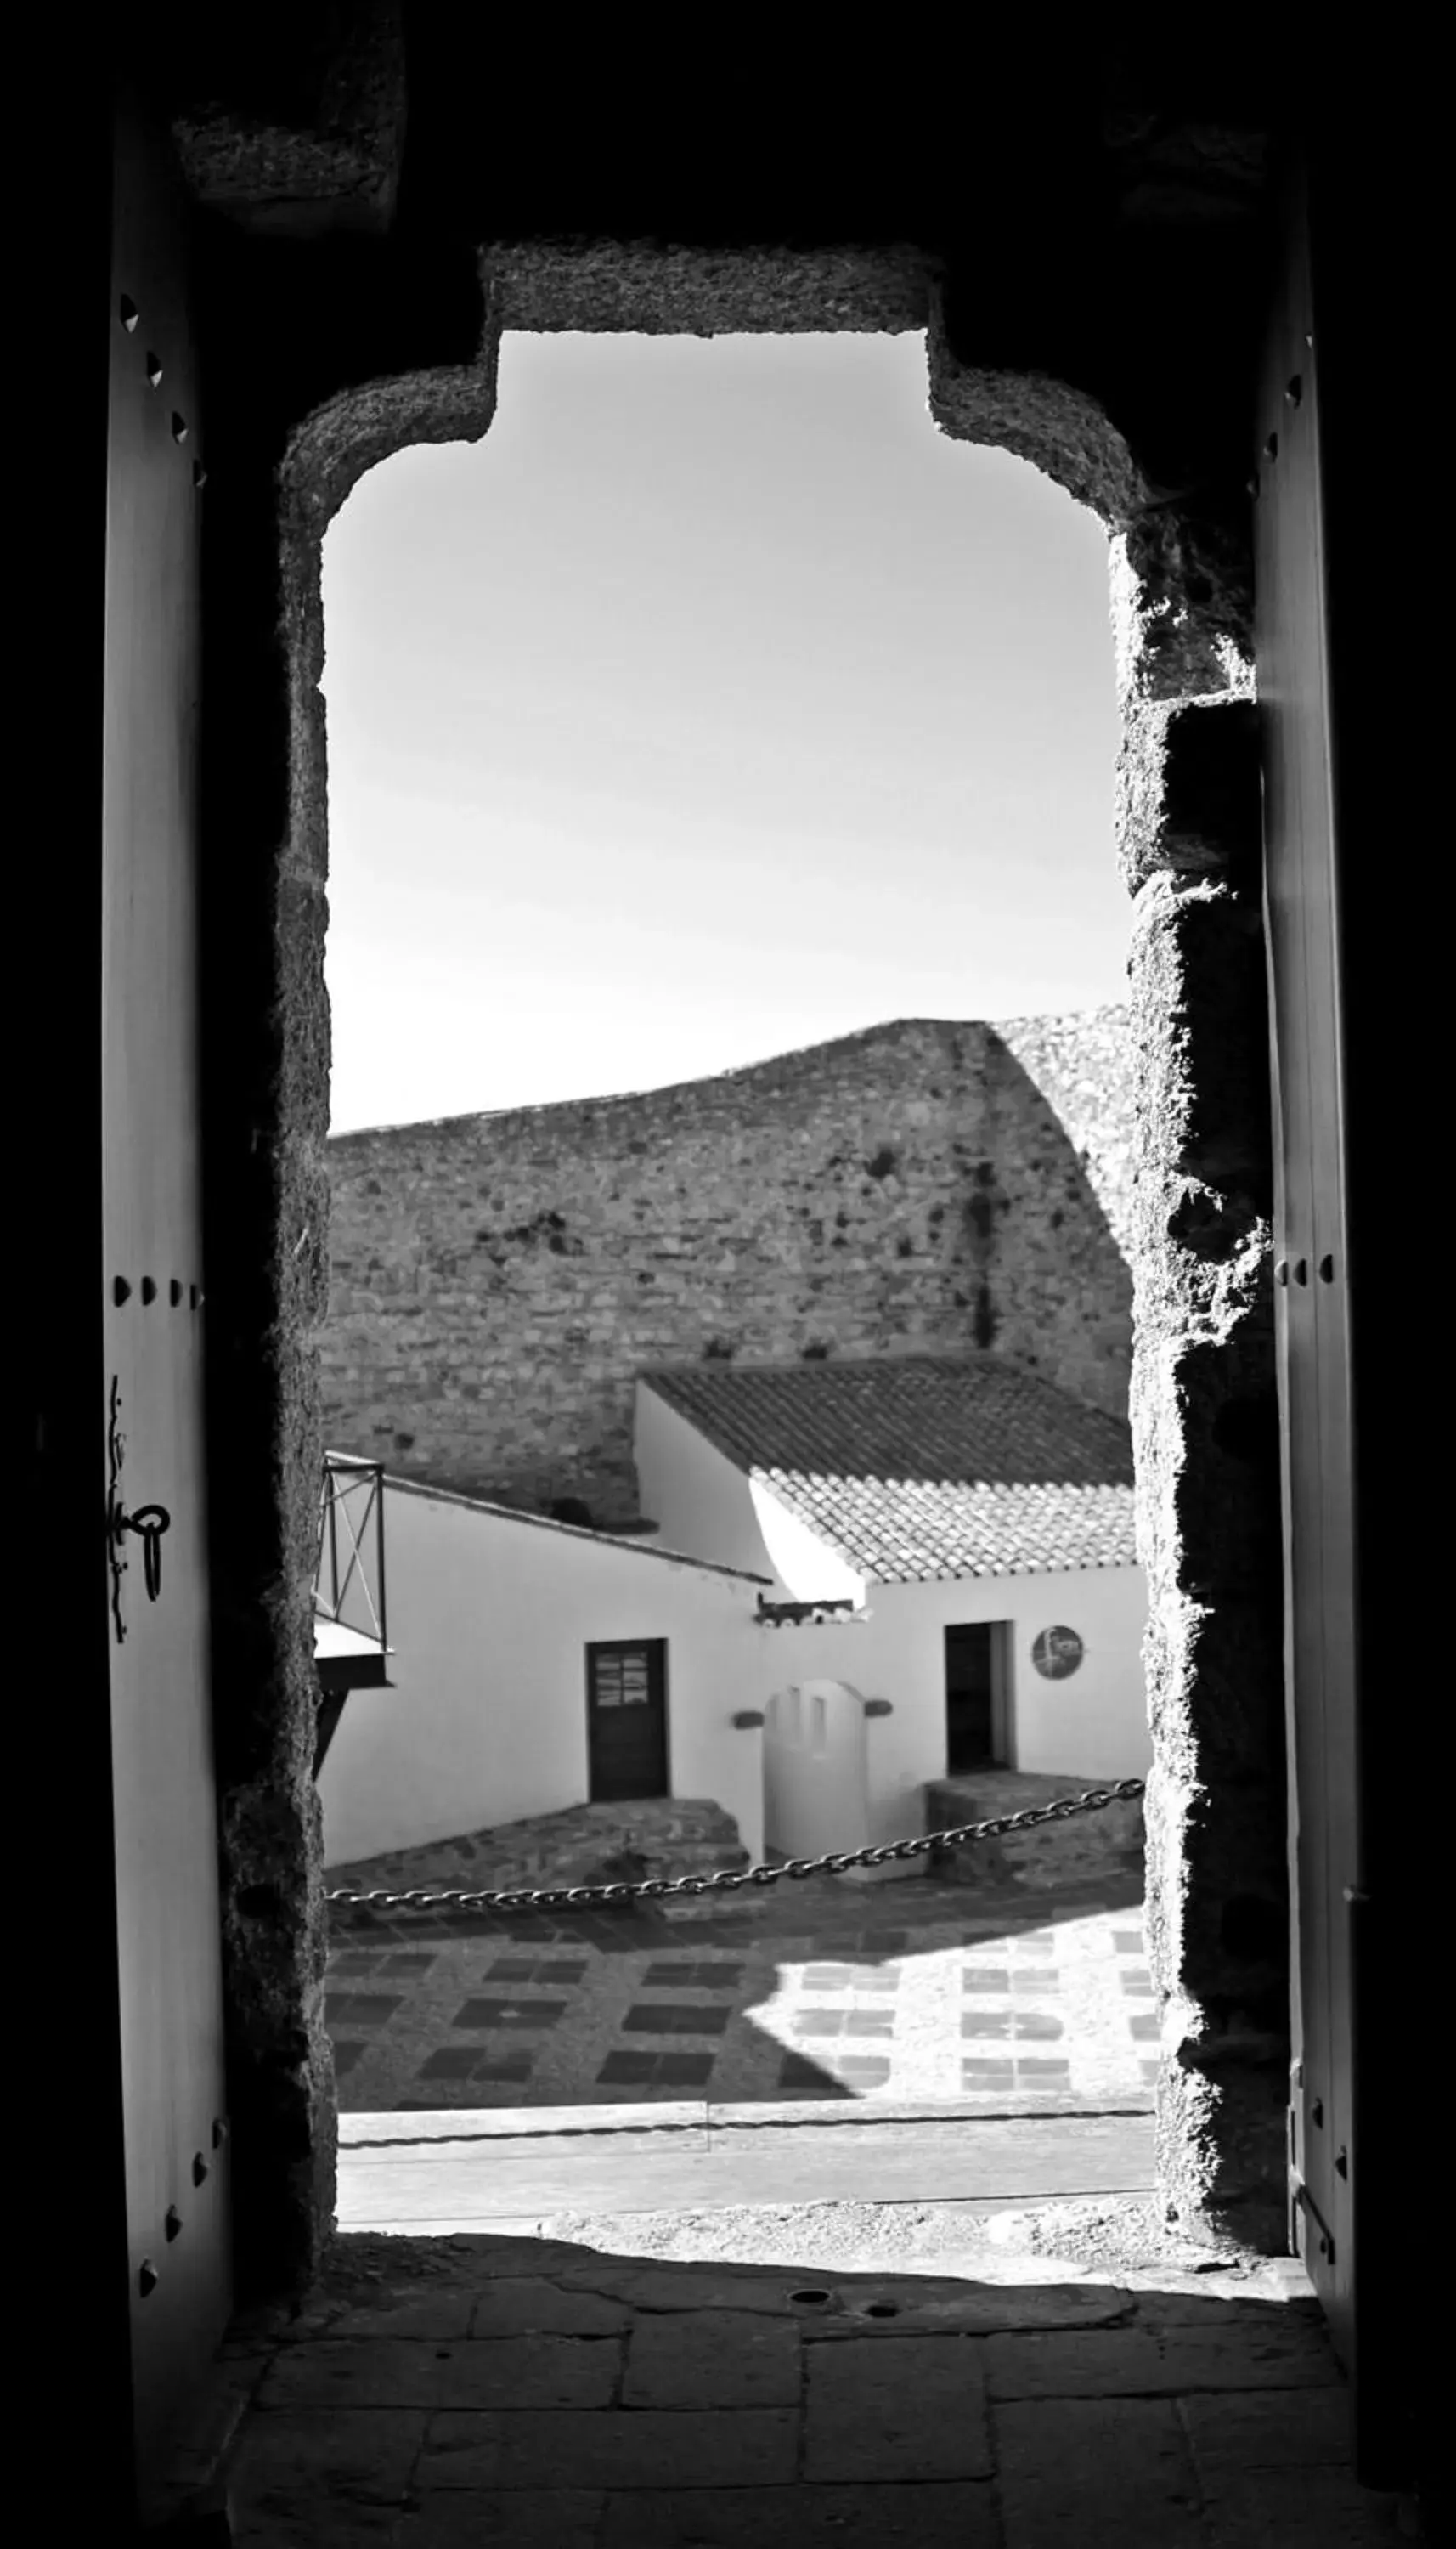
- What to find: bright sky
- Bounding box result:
[320,333,1126,1134]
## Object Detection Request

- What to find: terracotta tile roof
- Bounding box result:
[640,1355,1137,1585]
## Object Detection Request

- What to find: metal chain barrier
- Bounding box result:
[324,1777,1146,1917]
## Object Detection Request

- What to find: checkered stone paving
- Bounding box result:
[327,1880,1157,2114]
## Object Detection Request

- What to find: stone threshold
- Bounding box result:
[341,2090,1155,2145]
[338,2100,1157,2233]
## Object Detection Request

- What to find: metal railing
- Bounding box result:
[315,1451,387,1653]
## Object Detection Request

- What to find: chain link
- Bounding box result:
[324,1778,1146,1917]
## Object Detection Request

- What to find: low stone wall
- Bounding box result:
[324,1796,748,1903]
[924,1769,1145,1895]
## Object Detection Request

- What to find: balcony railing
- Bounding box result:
[314,1451,391,1696]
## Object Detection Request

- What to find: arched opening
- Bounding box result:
[259,240,1281,2266]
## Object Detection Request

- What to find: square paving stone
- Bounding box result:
[835,2057,892,2088]
[417,2048,480,2081]
[470,2282,632,2339]
[331,2041,366,2077]
[987,2329,1164,2398]
[304,2289,477,2343]
[1120,1969,1154,1995]
[777,2056,840,2094]
[596,2049,715,2087]
[472,2054,534,2083]
[226,2406,426,2524]
[1113,1930,1146,1953]
[996,2396,1203,2546]
[844,2010,894,2036]
[599,2482,1001,2546]
[261,2336,619,2412]
[1156,2323,1343,2390]
[962,2013,1012,2038]
[1195,2463,1415,2544]
[395,2492,603,2547]
[624,2310,801,2407]
[1017,2058,1071,2080]
[804,2335,991,2481]
[803,1966,855,1988]
[793,2009,847,2038]
[1178,2387,1358,2473]
[1129,2012,1160,2040]
[962,2061,1016,2088]
[962,1969,1012,1993]
[451,1999,567,2030]
[641,1961,745,1987]
[621,2002,731,2035]
[419,2409,800,2492]
[1011,2011,1064,2039]
[325,1994,404,2027]
[595,2050,654,2085]
[380,1952,438,1974]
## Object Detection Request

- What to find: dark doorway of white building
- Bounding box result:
[945,1622,1012,1772]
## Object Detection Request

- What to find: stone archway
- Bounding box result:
[176,64,1288,2292]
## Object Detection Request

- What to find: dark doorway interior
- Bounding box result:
[945,1622,1010,1772]
[586,1639,669,1801]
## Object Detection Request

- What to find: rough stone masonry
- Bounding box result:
[322,1006,1136,1521]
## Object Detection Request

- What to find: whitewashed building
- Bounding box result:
[635,1354,1150,1858]
[320,1354,1148,1880]
[318,1478,771,1867]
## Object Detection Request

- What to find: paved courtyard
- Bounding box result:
[327,1874,1155,2113]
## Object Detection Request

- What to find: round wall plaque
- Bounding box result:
[1032,1625,1084,1681]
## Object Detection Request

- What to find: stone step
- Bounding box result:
[337,2103,1158,2232]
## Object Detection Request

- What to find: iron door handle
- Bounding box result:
[112,1502,172,1600]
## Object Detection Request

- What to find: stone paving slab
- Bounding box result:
[995,2394,1206,2546]
[804,2332,992,2480]
[596,2480,1000,2546]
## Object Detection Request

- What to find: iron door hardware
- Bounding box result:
[112,1501,172,1600]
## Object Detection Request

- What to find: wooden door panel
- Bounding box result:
[1256,154,1360,2399]
[103,97,230,2508]
[587,1642,669,1801]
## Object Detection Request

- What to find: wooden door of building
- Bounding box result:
[586,1641,670,1802]
[1256,143,1407,2487]
[101,93,232,2515]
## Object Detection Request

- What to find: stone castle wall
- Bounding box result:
[321,1009,1135,1522]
